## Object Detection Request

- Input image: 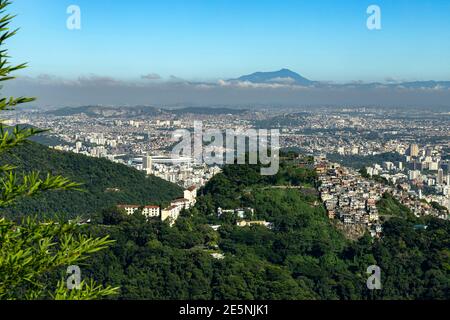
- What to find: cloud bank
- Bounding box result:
[3,74,450,109]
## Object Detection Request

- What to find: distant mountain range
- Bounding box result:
[339,80,450,89]
[231,68,450,89]
[47,106,249,118]
[233,68,314,86]
[49,105,163,117]
[28,68,450,110]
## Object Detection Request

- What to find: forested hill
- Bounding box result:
[0,142,183,220]
[84,158,450,300]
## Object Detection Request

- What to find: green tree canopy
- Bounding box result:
[0,0,118,300]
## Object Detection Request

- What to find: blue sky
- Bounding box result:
[7,0,450,82]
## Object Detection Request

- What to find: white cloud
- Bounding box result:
[4,74,450,108]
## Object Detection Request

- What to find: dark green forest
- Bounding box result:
[328,152,404,170]
[2,144,449,299]
[0,142,182,220]
[83,159,449,300]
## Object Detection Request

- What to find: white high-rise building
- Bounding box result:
[143,154,153,175]
[429,162,439,171]
[409,144,419,157]
[75,141,82,152]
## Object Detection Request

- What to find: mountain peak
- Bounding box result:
[234,69,313,85]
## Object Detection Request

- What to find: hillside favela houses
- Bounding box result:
[315,153,449,238]
[117,186,197,226]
